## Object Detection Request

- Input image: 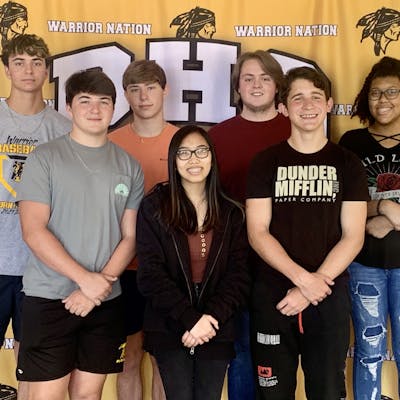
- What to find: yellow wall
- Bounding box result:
[1,0,400,398]
[1,0,400,138]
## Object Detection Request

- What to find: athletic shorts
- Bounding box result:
[17,295,126,381]
[0,275,24,343]
[120,270,145,335]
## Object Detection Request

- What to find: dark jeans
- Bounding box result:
[228,310,256,400]
[155,347,228,400]
[251,281,350,400]
[0,275,24,343]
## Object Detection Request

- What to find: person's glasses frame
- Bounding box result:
[368,88,400,101]
[176,147,210,161]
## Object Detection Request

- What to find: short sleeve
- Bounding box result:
[246,150,275,199]
[342,149,370,201]
[125,160,144,210]
[16,148,51,205]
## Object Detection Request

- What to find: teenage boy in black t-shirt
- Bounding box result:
[246,67,369,400]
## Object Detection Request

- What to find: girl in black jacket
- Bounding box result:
[136,125,250,400]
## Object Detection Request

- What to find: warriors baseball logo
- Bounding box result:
[170,6,216,39]
[357,7,400,56]
[0,0,28,47]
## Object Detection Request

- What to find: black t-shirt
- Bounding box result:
[247,140,369,286]
[340,128,400,268]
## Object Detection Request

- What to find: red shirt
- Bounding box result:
[209,113,291,204]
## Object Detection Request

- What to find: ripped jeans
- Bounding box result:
[349,262,400,400]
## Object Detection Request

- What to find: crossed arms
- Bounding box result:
[366,199,400,238]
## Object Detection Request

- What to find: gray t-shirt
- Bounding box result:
[17,134,144,300]
[0,101,72,276]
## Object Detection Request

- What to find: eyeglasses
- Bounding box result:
[368,88,400,101]
[176,147,210,161]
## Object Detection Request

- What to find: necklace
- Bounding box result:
[195,197,207,231]
[67,135,109,174]
[3,100,47,135]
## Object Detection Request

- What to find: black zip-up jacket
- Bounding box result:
[136,184,250,359]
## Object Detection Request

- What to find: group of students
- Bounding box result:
[0,32,399,400]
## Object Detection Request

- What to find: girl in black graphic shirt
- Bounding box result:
[340,56,400,400]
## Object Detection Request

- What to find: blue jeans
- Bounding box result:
[228,310,255,400]
[349,262,400,400]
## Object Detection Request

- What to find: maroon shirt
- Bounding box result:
[209,113,291,204]
[188,230,213,283]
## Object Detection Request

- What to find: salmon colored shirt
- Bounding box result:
[108,122,178,269]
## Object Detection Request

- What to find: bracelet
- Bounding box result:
[377,199,383,215]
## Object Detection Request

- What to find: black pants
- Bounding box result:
[155,346,229,400]
[250,281,350,400]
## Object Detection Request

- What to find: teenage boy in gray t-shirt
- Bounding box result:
[16,69,144,400]
[0,34,71,399]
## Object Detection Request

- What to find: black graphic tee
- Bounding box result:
[340,128,400,268]
[247,140,369,286]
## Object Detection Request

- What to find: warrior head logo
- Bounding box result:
[357,7,400,56]
[0,1,28,48]
[170,6,216,39]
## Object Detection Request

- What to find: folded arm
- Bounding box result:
[367,199,400,238]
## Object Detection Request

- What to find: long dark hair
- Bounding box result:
[351,56,400,125]
[159,125,241,234]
